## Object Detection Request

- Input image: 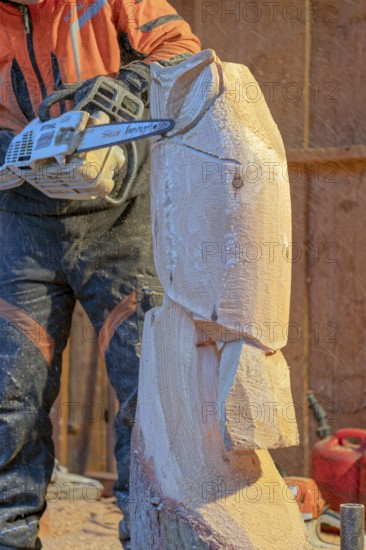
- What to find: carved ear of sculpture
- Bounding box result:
[150,49,223,134]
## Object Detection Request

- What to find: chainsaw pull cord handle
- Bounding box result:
[38,81,140,205]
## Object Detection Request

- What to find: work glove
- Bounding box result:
[157,52,194,67]
[31,111,125,200]
[115,56,193,106]
[117,61,151,105]
[71,68,153,205]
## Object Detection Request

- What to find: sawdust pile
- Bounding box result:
[39,497,122,549]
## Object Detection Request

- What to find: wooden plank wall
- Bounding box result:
[170,0,366,476]
[54,0,366,478]
[53,303,117,475]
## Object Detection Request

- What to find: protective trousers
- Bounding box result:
[0,191,162,549]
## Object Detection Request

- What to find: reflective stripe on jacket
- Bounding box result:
[0,0,201,133]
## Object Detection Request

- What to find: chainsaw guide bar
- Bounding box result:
[0,111,175,200]
[76,119,174,153]
[4,111,174,168]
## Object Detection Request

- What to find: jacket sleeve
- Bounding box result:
[114,0,201,63]
[114,0,201,104]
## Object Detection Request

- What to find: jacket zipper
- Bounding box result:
[19,5,48,101]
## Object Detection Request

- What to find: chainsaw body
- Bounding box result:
[0,111,119,200]
[0,77,170,202]
[285,477,344,548]
[5,111,89,165]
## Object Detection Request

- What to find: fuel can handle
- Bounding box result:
[336,429,366,447]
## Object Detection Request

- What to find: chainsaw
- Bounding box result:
[285,476,366,549]
[0,77,174,203]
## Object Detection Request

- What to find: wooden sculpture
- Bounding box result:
[130,49,310,549]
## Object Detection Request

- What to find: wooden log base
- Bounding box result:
[131,433,310,550]
[131,301,309,549]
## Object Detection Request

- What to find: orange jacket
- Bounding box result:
[0,0,201,133]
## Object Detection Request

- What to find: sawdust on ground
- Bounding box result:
[39,497,122,550]
[39,496,341,549]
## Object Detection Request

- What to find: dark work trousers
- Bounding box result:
[0,188,162,549]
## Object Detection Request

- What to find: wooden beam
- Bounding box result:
[287,145,366,165]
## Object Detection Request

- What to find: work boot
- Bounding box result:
[120,535,131,550]
[119,515,130,541]
[0,538,42,549]
[117,490,130,546]
[48,459,103,501]
[118,507,130,541]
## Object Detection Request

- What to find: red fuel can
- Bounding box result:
[312,428,366,511]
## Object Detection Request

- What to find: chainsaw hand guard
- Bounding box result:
[73,76,144,122]
[39,77,144,124]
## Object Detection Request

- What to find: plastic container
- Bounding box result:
[312,428,366,511]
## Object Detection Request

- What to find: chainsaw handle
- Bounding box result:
[336,428,366,447]
[38,83,82,122]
